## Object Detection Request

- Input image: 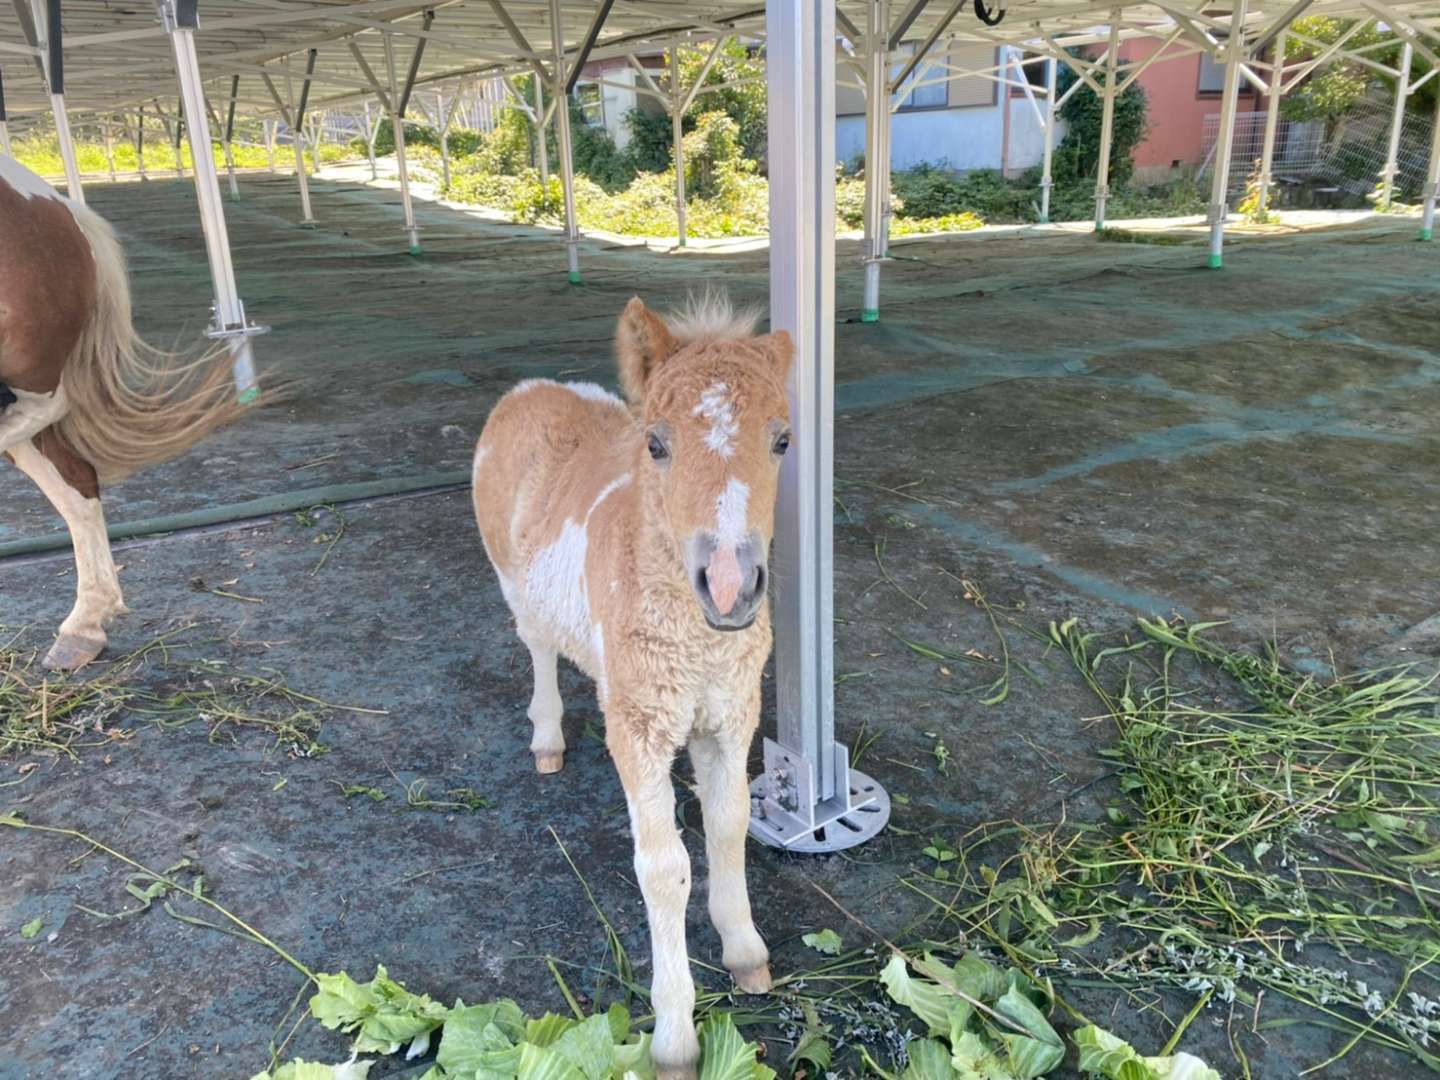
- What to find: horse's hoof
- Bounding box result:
[730,963,772,994]
[534,751,565,774]
[43,633,106,671]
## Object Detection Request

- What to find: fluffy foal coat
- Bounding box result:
[473,296,794,1078]
[0,156,244,669]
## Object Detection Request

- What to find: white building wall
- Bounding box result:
[838,106,1005,171]
[601,67,636,150]
[1006,96,1061,172]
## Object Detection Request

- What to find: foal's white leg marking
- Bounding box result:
[620,760,699,1075]
[525,640,566,774]
[8,440,125,670]
[690,731,770,991]
[0,386,69,455]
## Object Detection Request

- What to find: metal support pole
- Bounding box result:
[263,119,276,172]
[158,0,264,404]
[383,32,421,254]
[1039,53,1058,222]
[102,119,116,180]
[222,74,240,199]
[1380,41,1412,211]
[1256,29,1285,217]
[861,0,890,320]
[534,69,549,186]
[308,112,322,175]
[549,0,581,284]
[750,0,890,853]
[362,100,378,179]
[0,67,9,157]
[284,59,316,226]
[136,106,147,178]
[171,98,185,177]
[436,91,451,189]
[1094,12,1121,231]
[41,0,84,202]
[1421,82,1440,240]
[1207,0,1250,267]
[671,46,687,247]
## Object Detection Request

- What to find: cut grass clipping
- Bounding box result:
[907,617,1440,1075]
[0,624,377,761]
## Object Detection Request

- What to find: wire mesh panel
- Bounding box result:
[1201,99,1435,200]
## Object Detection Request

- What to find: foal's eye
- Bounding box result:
[647,434,669,461]
[773,431,791,456]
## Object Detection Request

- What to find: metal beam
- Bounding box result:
[565,0,615,94]
[397,8,435,116]
[889,0,933,49]
[890,0,966,90]
[295,48,318,128]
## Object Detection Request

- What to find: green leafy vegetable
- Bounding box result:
[19,917,43,940]
[801,928,843,955]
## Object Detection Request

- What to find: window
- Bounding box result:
[892,42,949,110]
[574,82,604,126]
[1197,41,1227,93]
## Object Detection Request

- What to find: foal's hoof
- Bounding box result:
[534,751,565,774]
[43,633,106,671]
[730,963,773,995]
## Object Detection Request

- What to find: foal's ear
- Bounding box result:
[752,330,795,386]
[615,297,679,404]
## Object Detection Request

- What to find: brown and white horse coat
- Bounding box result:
[473,296,793,1078]
[0,156,244,669]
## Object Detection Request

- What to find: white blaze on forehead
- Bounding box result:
[0,156,67,204]
[714,477,751,546]
[693,383,739,458]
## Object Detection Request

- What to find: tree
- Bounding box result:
[1053,58,1149,188]
[1281,18,1435,139]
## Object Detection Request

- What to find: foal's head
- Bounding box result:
[616,295,794,632]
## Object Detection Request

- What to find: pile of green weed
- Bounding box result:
[910,617,1440,1074]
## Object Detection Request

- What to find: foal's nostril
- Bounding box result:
[696,566,710,599]
[751,564,766,598]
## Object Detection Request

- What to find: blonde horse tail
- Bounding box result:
[54,201,249,485]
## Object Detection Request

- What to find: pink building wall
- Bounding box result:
[1119,40,1265,180]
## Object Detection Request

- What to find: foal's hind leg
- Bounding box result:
[518,626,566,773]
[7,432,126,670]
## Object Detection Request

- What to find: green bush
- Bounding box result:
[568,103,636,191]
[891,164,1033,221]
[625,107,674,173]
[1052,58,1148,188]
[366,118,441,156]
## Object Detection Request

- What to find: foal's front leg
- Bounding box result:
[690,719,770,993]
[609,712,699,1078]
[8,435,126,670]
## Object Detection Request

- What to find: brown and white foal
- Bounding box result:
[1,157,243,669]
[473,295,793,1078]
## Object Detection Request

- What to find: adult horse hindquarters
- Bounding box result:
[473,295,793,1079]
[0,156,248,669]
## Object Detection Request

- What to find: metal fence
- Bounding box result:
[1201,97,1435,200]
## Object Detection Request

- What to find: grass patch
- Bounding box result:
[0,625,380,761]
[1096,227,1191,246]
[906,616,1440,1074]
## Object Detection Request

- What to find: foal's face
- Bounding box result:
[615,298,794,632]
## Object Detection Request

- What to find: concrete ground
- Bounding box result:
[2,169,1439,1079]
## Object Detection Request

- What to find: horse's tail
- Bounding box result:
[54,200,249,485]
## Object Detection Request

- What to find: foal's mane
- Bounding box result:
[667,291,761,345]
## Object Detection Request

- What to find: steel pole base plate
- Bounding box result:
[748,737,892,853]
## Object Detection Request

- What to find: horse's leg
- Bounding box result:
[0,386,69,453]
[609,717,699,1078]
[7,432,125,670]
[690,723,771,994]
[518,625,565,773]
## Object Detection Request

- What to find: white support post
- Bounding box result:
[264,119,277,173]
[158,0,263,404]
[1207,0,1250,268]
[1256,28,1285,217]
[362,100,378,179]
[861,0,890,321]
[1422,82,1440,240]
[671,45,687,247]
[534,72,549,184]
[0,119,9,157]
[750,0,890,854]
[309,112,322,175]
[36,0,85,202]
[1380,41,1412,211]
[549,0,581,284]
[102,120,116,180]
[435,91,452,190]
[1094,12,1121,231]
[284,69,317,226]
[1040,53,1058,223]
[135,108,148,179]
[382,32,421,255]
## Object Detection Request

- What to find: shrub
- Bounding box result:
[1053,58,1148,187]
[891,164,1032,221]
[368,118,440,155]
[568,103,636,191]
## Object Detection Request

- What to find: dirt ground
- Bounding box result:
[2,169,1439,1079]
